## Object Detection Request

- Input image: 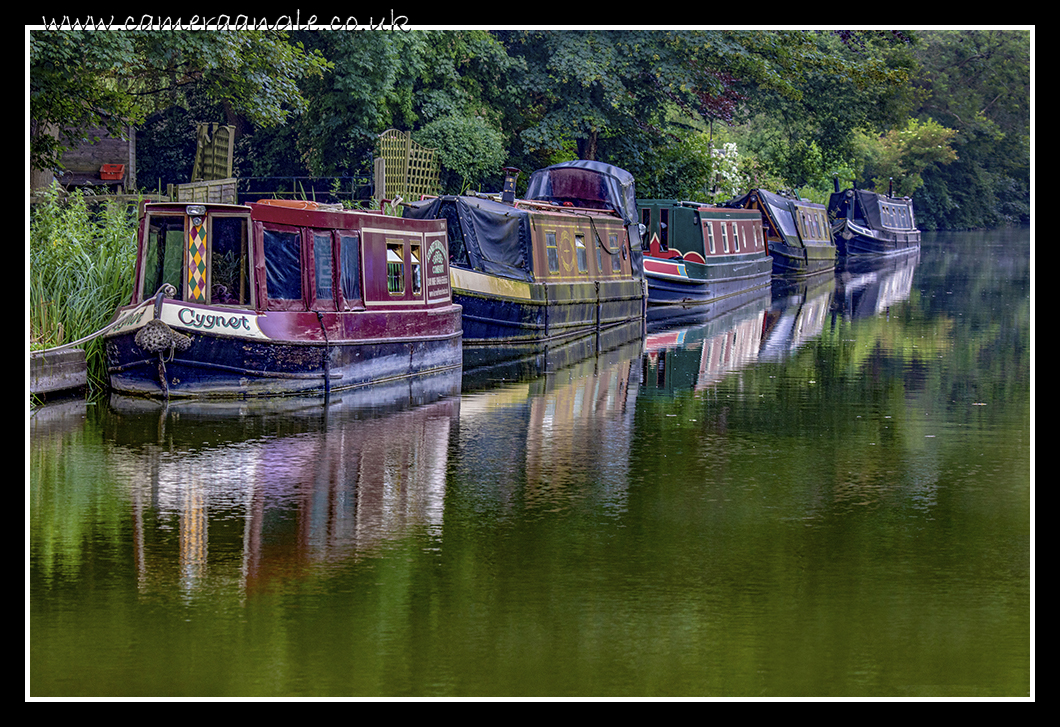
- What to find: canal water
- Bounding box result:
[29,229,1031,698]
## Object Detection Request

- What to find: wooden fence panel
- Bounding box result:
[378,129,440,200]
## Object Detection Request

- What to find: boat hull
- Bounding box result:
[833,220,922,256]
[105,301,462,399]
[768,240,837,276]
[643,254,773,307]
[452,267,645,347]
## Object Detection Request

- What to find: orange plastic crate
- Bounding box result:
[100,164,125,180]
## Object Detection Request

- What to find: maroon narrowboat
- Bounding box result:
[104,200,462,398]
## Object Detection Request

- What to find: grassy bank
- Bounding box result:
[30,184,140,394]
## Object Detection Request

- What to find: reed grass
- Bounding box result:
[30,184,140,393]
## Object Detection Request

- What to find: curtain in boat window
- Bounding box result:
[313,233,334,303]
[142,215,186,302]
[263,229,302,303]
[339,234,360,306]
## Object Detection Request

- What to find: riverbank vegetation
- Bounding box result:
[28,29,1029,383]
[29,186,139,390]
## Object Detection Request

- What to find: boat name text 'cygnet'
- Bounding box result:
[178,308,253,332]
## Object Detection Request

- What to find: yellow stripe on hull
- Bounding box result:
[450,267,533,301]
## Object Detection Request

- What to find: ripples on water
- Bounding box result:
[30,230,1030,697]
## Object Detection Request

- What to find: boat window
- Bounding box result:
[313,232,334,304]
[339,234,361,307]
[263,229,303,305]
[546,232,559,273]
[387,242,405,294]
[209,215,251,306]
[610,234,622,272]
[595,236,604,275]
[706,222,716,254]
[575,235,588,273]
[141,214,186,303]
[660,210,669,247]
[410,242,422,296]
[722,223,730,253]
[732,222,740,252]
[769,203,798,239]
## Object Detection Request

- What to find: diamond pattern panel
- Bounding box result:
[187,224,208,302]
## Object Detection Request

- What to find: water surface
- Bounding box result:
[29,229,1031,697]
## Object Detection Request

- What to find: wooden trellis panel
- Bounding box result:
[192,123,235,182]
[378,129,440,200]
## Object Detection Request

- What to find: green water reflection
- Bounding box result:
[29,230,1030,697]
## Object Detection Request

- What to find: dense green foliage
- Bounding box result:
[29,186,140,392]
[908,30,1031,229]
[29,30,330,173]
[31,28,1029,224]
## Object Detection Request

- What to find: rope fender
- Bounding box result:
[134,285,192,356]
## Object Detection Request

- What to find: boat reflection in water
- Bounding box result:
[758,271,837,363]
[641,288,770,396]
[103,369,461,598]
[456,336,643,516]
[834,247,920,319]
[461,318,644,393]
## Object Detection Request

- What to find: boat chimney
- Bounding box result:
[833,175,840,194]
[502,166,521,204]
[888,177,894,198]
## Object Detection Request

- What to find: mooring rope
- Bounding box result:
[31,284,181,355]
[32,314,132,355]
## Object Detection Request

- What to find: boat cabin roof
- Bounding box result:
[524,160,640,228]
[827,188,917,231]
[725,189,831,246]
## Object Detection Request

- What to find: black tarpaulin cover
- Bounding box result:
[403,195,535,282]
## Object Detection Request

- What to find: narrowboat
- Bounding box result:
[724,189,837,276]
[402,161,646,353]
[827,179,921,256]
[104,200,462,399]
[637,199,773,309]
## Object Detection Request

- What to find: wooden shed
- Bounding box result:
[36,124,137,193]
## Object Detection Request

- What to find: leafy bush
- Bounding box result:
[414,114,508,194]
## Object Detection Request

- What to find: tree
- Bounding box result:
[29,30,330,173]
[730,30,919,195]
[414,114,507,194]
[911,30,1030,228]
[852,117,959,197]
[494,30,916,198]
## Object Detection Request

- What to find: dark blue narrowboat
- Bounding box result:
[104,200,462,398]
[828,179,922,256]
[638,199,773,309]
[402,161,646,354]
[724,189,837,276]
